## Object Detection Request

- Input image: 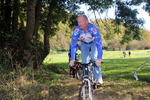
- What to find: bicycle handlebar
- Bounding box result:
[69,60,81,68]
[70,60,98,68]
[82,60,96,67]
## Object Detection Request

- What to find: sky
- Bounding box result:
[79,3,150,31]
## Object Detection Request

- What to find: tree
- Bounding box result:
[131,0,150,15]
[0,0,150,70]
[107,37,122,51]
[144,0,150,15]
[0,0,80,69]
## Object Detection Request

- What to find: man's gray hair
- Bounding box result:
[78,14,88,20]
[82,15,88,20]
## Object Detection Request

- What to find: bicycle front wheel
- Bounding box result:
[79,82,93,100]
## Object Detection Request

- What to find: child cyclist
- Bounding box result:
[68,41,81,78]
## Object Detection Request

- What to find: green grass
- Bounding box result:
[43,52,69,68]
[101,50,150,82]
[43,50,150,82]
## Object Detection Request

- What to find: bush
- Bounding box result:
[145,45,150,50]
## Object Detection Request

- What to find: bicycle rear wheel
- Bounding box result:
[79,82,93,100]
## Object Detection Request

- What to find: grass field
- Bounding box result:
[43,50,150,82]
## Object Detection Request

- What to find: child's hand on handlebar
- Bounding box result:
[69,59,75,67]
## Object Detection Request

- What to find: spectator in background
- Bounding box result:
[123,52,126,57]
[129,51,131,56]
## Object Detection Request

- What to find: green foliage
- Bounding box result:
[80,0,114,11]
[0,0,83,70]
[50,18,150,51]
[114,1,144,43]
[145,1,150,15]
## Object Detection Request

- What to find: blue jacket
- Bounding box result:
[70,23,103,60]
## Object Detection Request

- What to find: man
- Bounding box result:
[69,14,103,84]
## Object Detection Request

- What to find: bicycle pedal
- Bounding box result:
[96,83,101,86]
[96,84,102,88]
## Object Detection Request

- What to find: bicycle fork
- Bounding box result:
[82,79,93,100]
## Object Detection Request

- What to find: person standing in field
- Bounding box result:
[129,51,131,56]
[69,14,103,85]
[123,52,126,57]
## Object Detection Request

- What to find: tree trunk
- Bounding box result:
[43,8,52,59]
[5,0,11,33]
[25,0,36,45]
[1,0,4,19]
[22,0,36,68]
[33,0,42,40]
[12,0,20,33]
[0,0,5,48]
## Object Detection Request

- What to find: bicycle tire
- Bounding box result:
[76,66,83,80]
[79,82,93,100]
[70,68,75,78]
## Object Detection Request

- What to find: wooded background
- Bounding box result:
[0,0,150,70]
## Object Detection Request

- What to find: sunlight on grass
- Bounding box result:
[103,50,150,59]
[43,52,69,64]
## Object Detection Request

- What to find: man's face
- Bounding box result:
[77,16,88,30]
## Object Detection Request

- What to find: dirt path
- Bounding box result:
[50,74,150,100]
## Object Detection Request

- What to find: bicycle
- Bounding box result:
[79,60,98,100]
[70,60,83,80]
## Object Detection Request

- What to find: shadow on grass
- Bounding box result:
[42,62,70,74]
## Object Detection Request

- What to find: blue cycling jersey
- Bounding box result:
[70,23,103,60]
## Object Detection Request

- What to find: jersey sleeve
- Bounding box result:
[70,27,80,60]
[91,27,103,59]
[76,44,81,51]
